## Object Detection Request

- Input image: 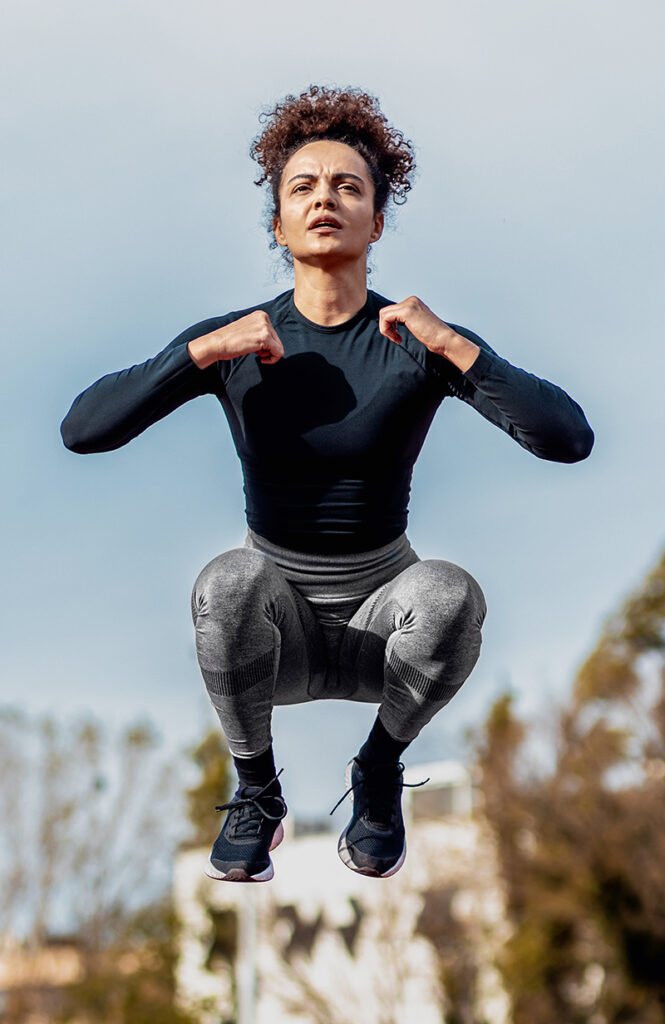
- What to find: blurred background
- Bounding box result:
[2,0,664,1020]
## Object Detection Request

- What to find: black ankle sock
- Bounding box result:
[357,716,409,767]
[233,745,280,795]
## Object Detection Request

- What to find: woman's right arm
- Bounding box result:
[60,320,224,454]
[60,311,284,454]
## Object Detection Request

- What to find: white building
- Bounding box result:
[173,762,511,1024]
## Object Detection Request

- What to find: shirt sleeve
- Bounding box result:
[438,325,594,463]
[60,318,225,454]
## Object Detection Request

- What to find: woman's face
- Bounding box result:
[273,140,384,267]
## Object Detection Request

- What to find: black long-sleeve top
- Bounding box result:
[61,289,594,553]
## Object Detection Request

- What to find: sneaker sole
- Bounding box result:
[205,820,285,883]
[337,828,406,878]
[336,761,406,878]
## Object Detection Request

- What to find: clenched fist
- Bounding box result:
[188,311,285,369]
[379,296,479,373]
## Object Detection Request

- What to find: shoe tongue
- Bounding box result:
[238,779,282,798]
[363,765,400,824]
[237,785,284,817]
[239,784,263,796]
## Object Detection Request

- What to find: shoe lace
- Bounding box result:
[215,771,287,839]
[329,761,430,824]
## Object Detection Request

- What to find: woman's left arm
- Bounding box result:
[379,296,594,464]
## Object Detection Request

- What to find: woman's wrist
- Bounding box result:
[435,327,480,373]
[187,333,219,369]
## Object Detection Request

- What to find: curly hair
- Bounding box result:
[251,85,416,238]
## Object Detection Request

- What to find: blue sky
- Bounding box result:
[2,0,664,814]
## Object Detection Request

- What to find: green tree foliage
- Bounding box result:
[184,726,232,847]
[477,551,665,1023]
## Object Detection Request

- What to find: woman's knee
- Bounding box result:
[402,559,486,629]
[191,547,285,622]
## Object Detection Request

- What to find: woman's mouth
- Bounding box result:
[309,217,342,231]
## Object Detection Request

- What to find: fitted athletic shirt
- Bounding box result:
[61,289,594,554]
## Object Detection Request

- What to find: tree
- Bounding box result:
[0,708,197,1024]
[183,726,232,848]
[477,550,665,1023]
[54,901,198,1024]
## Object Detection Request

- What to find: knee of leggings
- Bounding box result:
[410,560,487,629]
[191,548,282,622]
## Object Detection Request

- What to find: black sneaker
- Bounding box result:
[333,759,410,878]
[206,778,287,882]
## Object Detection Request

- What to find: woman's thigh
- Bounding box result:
[192,547,326,706]
[338,559,487,702]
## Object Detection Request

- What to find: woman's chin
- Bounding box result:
[292,246,368,271]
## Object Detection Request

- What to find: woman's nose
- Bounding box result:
[314,187,336,209]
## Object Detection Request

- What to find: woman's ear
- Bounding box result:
[369,212,384,244]
[273,217,288,248]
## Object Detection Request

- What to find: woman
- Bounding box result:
[61,86,594,882]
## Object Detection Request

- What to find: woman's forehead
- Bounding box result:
[281,140,370,182]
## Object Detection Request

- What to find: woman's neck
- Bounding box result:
[292,259,368,326]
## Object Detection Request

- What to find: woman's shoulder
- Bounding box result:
[166,291,294,350]
[366,289,495,393]
[220,289,294,324]
[366,288,394,312]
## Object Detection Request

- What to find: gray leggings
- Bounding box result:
[191,532,486,758]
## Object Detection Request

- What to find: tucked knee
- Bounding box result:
[192,548,282,621]
[435,561,486,625]
[402,560,486,632]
